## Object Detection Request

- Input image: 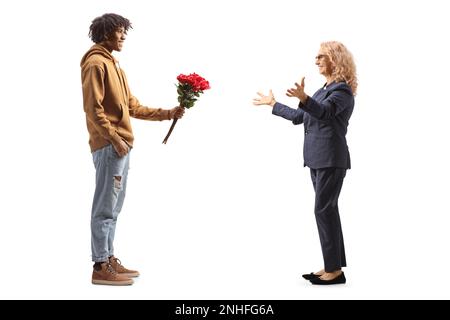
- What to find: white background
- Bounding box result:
[1,0,449,299]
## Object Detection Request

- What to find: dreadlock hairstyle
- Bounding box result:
[88,13,132,44]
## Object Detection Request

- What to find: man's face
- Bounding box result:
[105,27,127,52]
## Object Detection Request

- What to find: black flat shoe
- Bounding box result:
[302,272,321,280]
[310,272,346,285]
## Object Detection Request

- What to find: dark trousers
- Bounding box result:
[310,167,347,272]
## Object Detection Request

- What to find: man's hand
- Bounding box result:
[169,106,185,119]
[112,139,129,157]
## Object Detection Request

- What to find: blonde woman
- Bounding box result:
[253,41,357,285]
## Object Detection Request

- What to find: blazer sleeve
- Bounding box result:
[301,89,353,121]
[272,102,304,125]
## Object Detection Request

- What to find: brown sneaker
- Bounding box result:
[92,262,133,286]
[109,256,140,278]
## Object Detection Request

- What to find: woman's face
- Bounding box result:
[315,50,333,77]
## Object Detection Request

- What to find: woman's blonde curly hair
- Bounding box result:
[321,41,358,95]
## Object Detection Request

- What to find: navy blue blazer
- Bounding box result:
[272,81,354,169]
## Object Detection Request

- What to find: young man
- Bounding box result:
[81,13,184,286]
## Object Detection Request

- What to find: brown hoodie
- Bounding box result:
[81,44,171,152]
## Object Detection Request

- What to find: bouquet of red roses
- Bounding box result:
[162,73,210,144]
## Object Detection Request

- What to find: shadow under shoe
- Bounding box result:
[310,272,346,285]
[92,262,133,286]
[109,256,140,278]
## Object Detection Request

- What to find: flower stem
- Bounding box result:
[162,118,179,144]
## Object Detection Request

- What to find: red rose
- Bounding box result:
[162,72,210,144]
[183,73,210,92]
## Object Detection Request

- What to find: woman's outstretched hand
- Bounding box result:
[286,77,308,104]
[253,90,276,107]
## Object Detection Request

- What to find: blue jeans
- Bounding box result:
[91,144,130,262]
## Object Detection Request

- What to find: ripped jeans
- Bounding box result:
[91,144,130,262]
